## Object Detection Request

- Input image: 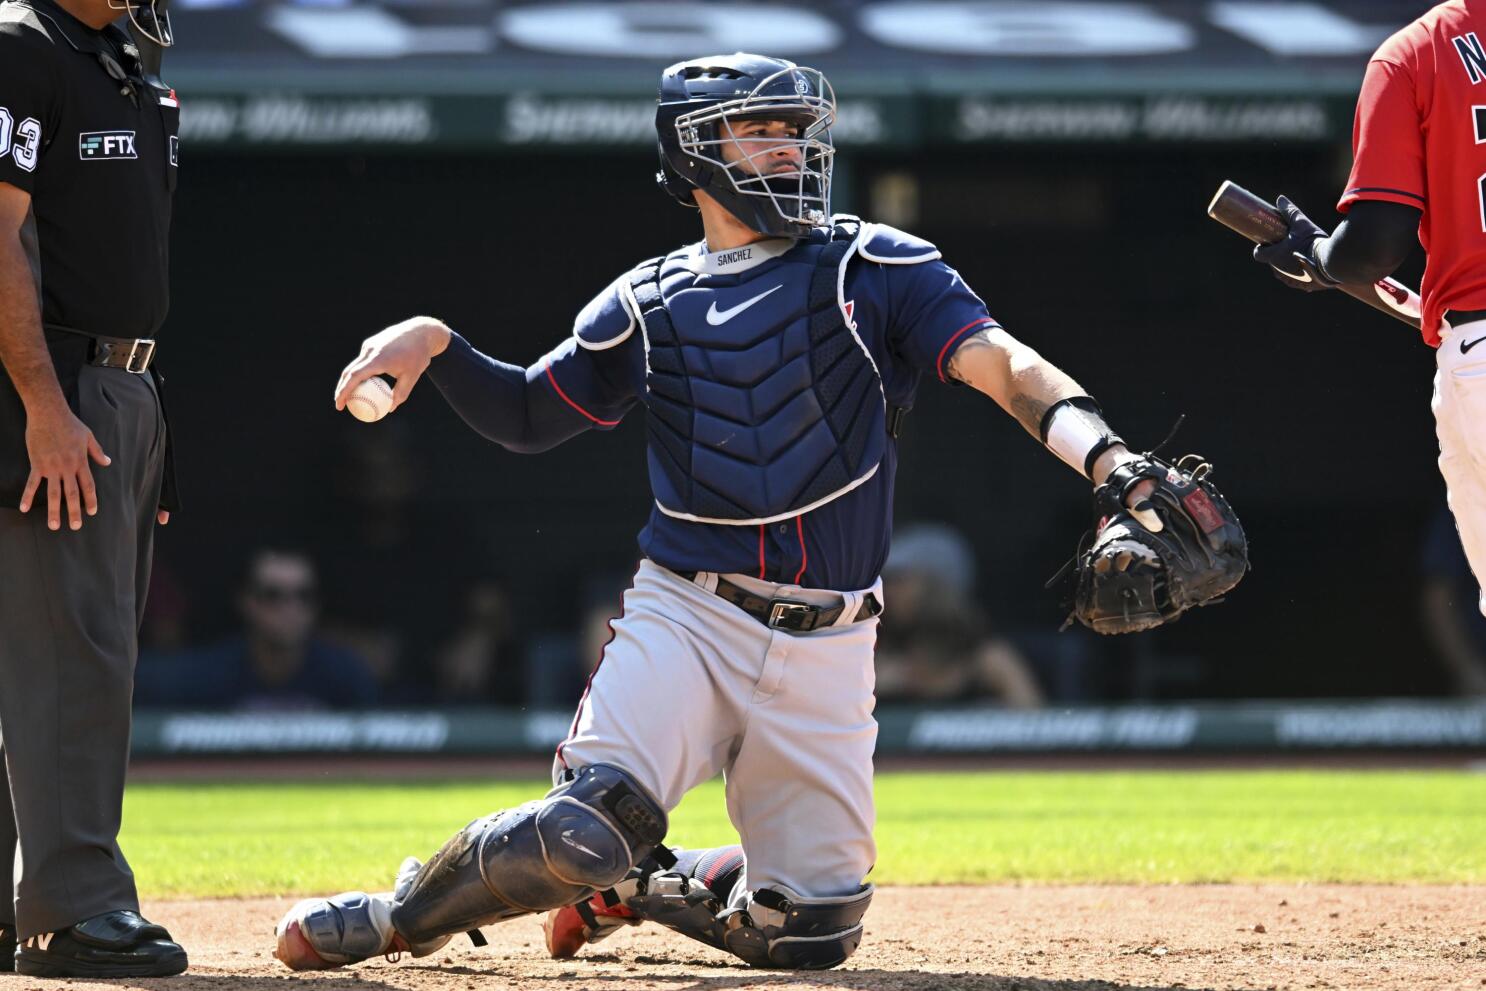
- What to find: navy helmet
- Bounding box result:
[656,53,836,239]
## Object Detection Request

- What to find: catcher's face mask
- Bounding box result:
[671,65,835,236]
[107,0,173,47]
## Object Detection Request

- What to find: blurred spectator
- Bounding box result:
[875,524,1044,707]
[578,574,633,678]
[135,549,378,710]
[139,557,189,652]
[525,571,633,709]
[1420,509,1486,696]
[315,421,488,692]
[430,580,522,704]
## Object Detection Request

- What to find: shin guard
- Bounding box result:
[391,765,666,943]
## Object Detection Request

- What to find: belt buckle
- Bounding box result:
[767,599,816,632]
[125,338,156,374]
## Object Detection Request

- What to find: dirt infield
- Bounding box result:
[31,886,1483,991]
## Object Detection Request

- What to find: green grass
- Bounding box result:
[119,770,1486,898]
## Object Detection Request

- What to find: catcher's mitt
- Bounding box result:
[1063,453,1248,635]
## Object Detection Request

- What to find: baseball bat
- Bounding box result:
[1206,180,1425,331]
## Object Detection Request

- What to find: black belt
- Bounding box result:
[1445,309,1486,327]
[89,335,157,373]
[674,569,883,633]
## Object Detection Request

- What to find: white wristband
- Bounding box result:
[1042,398,1120,478]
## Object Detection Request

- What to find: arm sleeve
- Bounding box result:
[1338,58,1426,213]
[0,36,59,193]
[884,259,1000,383]
[1317,199,1421,284]
[425,331,638,454]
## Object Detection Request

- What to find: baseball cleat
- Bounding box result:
[274,859,451,970]
[543,890,642,959]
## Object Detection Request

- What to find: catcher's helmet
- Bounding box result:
[656,53,836,239]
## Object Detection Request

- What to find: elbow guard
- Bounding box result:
[1040,397,1122,478]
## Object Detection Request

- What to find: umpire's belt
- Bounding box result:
[89,335,157,374]
[674,570,883,633]
[45,325,159,374]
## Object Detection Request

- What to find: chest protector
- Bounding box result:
[628,220,886,525]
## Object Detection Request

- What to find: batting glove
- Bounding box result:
[1252,195,1340,292]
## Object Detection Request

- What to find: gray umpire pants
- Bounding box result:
[0,363,165,939]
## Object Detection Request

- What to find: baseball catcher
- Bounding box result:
[275,52,1246,975]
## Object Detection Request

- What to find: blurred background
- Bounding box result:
[130,0,1486,758]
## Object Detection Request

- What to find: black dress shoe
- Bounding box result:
[0,923,15,972]
[14,910,187,978]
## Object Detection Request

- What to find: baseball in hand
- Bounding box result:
[347,376,395,423]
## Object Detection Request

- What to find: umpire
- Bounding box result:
[0,0,185,977]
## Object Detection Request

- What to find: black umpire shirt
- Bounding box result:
[0,0,178,506]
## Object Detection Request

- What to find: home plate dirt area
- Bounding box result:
[27,885,1484,991]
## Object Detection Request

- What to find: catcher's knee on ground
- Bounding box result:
[634,877,873,970]
[392,763,667,942]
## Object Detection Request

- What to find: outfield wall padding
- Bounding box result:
[129,701,1486,757]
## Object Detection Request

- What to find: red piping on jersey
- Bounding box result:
[757,525,766,580]
[936,318,1000,383]
[1342,185,1425,203]
[555,566,635,770]
[544,358,620,427]
[794,515,809,584]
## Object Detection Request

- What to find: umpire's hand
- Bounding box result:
[20,403,109,531]
[334,317,452,413]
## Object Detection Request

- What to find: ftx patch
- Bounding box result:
[79,131,137,160]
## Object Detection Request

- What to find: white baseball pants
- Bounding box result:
[1434,320,1486,616]
[554,559,881,898]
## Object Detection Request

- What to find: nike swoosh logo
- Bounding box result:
[1463,335,1486,354]
[561,829,603,860]
[706,285,783,326]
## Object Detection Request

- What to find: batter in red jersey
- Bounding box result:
[1255,0,1486,616]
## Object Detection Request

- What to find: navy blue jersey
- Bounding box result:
[428,221,996,591]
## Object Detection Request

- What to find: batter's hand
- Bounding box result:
[1253,196,1338,292]
[19,403,110,531]
[334,317,452,413]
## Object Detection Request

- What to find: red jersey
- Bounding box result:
[1339,0,1486,347]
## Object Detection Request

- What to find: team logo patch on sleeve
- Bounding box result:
[78,131,137,160]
